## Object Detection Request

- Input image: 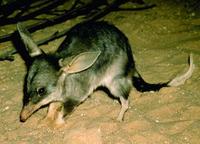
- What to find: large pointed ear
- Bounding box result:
[60,51,101,74]
[17,23,43,57]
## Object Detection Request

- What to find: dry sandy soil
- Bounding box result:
[0,0,200,144]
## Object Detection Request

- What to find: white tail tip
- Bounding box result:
[168,53,195,87]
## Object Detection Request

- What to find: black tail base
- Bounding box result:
[132,76,168,92]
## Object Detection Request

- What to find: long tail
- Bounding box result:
[132,54,195,92]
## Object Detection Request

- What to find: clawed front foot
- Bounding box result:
[38,102,65,128]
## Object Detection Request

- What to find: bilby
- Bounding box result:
[17,21,194,125]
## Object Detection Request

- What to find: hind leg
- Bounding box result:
[107,76,132,121]
[117,96,129,121]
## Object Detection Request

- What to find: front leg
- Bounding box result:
[40,99,80,128]
[42,102,65,127]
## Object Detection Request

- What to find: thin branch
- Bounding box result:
[0,1,106,43]
[0,0,156,61]
[0,0,66,25]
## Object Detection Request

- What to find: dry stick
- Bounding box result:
[0,0,107,43]
[0,0,65,25]
[0,0,154,42]
[0,3,155,61]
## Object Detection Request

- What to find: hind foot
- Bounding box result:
[117,96,129,122]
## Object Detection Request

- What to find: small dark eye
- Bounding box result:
[37,87,46,96]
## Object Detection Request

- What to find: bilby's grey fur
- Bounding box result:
[17,21,194,123]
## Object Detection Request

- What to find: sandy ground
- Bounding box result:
[0,0,200,144]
